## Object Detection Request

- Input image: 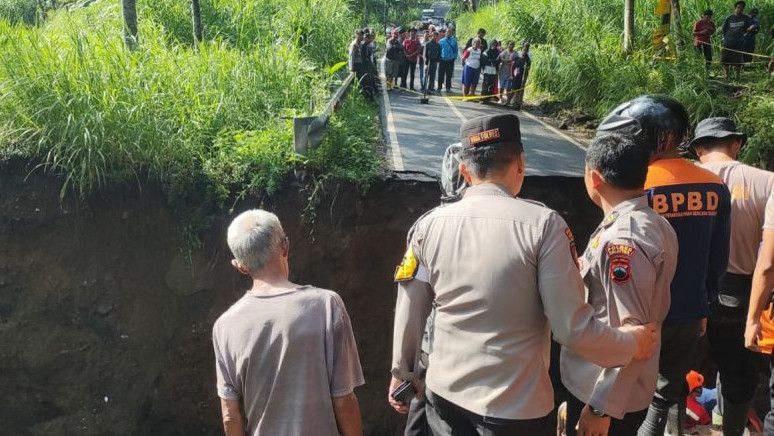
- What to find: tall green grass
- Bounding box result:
[0,0,380,201]
[140,0,354,66]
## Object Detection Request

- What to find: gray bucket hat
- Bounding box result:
[690,117,746,147]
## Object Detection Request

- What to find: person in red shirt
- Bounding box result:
[402,28,421,90]
[693,9,717,68]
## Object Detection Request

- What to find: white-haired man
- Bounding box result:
[212,209,365,436]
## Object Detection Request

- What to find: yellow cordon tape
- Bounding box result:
[395,86,527,101]
[655,55,771,65]
[707,42,773,60]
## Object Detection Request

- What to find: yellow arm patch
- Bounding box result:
[394,247,419,282]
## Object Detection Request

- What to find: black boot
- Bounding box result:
[722,398,751,436]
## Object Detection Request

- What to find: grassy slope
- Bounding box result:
[0,0,381,204]
[457,0,774,168]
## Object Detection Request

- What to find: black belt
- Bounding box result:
[717,272,753,309]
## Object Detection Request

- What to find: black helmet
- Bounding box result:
[596,95,690,155]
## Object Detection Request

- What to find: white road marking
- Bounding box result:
[443,95,468,122]
[518,110,588,150]
[379,58,405,171]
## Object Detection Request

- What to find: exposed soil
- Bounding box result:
[526,98,596,144]
[0,161,601,436]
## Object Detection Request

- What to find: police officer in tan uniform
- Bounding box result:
[692,117,774,435]
[562,133,678,436]
[389,114,659,436]
[393,144,467,436]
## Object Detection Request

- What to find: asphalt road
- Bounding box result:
[379,60,587,178]
[431,2,451,21]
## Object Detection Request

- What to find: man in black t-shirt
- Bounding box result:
[465,28,488,52]
[423,31,441,93]
[721,1,755,78]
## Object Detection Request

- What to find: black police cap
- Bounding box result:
[460,114,523,151]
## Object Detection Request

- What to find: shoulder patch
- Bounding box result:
[610,258,631,283]
[607,244,635,284]
[394,247,419,282]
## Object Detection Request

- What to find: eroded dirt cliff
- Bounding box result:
[0,162,601,435]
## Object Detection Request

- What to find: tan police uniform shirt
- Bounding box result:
[392,183,637,420]
[561,196,678,419]
[702,161,774,275]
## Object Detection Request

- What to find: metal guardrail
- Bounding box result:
[292,72,356,155]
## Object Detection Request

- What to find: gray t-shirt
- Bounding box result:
[498,50,517,80]
[213,285,364,436]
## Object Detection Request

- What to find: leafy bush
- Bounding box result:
[739,96,774,169]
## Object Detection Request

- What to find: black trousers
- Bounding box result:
[566,394,647,436]
[707,273,762,405]
[695,43,712,66]
[765,353,774,434]
[399,59,408,85]
[425,60,439,91]
[639,321,702,436]
[438,60,455,91]
[481,74,497,97]
[401,61,416,88]
[425,390,551,436]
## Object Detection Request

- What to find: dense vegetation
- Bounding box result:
[457,0,774,168]
[0,0,382,204]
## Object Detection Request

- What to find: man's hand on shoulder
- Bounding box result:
[620,322,658,361]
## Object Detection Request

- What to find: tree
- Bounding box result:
[623,0,635,53]
[669,0,685,57]
[122,0,138,49]
[191,0,203,45]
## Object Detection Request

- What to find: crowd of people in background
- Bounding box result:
[347,1,771,105]
[692,0,764,78]
[348,28,380,96]
[349,25,533,109]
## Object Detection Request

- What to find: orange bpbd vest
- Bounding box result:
[759,307,774,354]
